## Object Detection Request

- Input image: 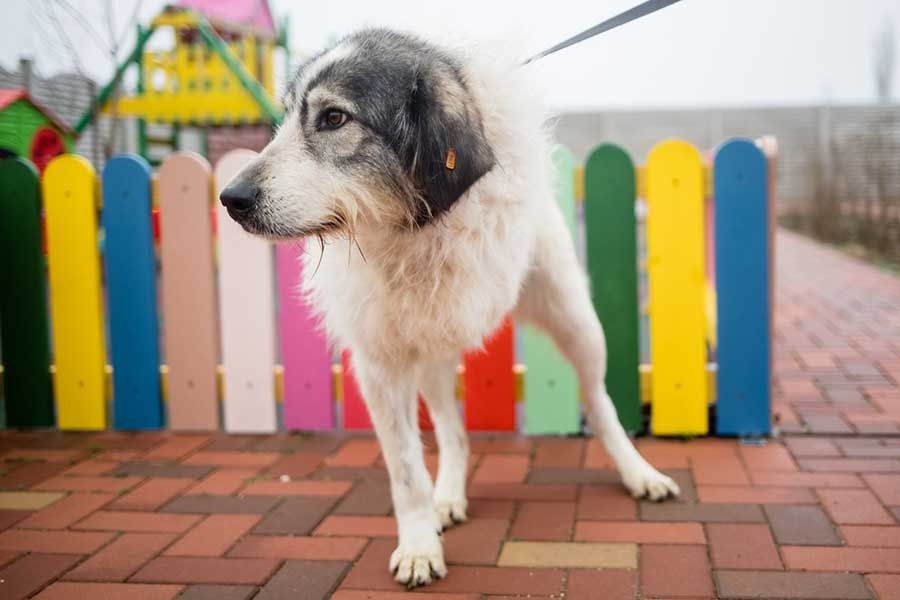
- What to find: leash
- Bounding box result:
[522,0,684,65]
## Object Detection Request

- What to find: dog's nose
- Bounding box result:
[219,179,259,214]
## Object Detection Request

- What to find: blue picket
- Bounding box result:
[713,138,771,436]
[102,155,163,430]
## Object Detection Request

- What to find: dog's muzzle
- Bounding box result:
[219,179,260,219]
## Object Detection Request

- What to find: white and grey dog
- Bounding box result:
[221,28,679,587]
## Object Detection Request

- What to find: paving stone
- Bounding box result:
[749,471,864,487]
[110,462,213,479]
[64,533,175,581]
[161,495,280,515]
[718,570,869,599]
[333,480,392,516]
[324,440,381,467]
[443,518,509,565]
[34,475,145,493]
[533,437,584,468]
[109,478,192,511]
[0,553,81,599]
[867,574,900,600]
[18,492,113,529]
[497,541,636,568]
[863,474,900,505]
[74,511,202,533]
[565,569,636,600]
[0,529,115,553]
[229,535,366,561]
[240,479,352,497]
[640,502,765,523]
[251,433,346,454]
[526,468,618,485]
[252,497,338,535]
[256,560,348,600]
[332,592,478,600]
[575,521,705,544]
[0,462,70,490]
[697,485,816,504]
[818,489,895,524]
[467,483,577,501]
[313,466,389,481]
[182,452,280,468]
[510,501,574,540]
[472,455,529,484]
[640,544,713,598]
[131,557,280,585]
[798,458,900,472]
[0,510,29,531]
[765,505,842,545]
[840,525,900,547]
[341,538,564,595]
[34,582,184,600]
[784,437,841,457]
[0,491,65,510]
[314,515,395,537]
[164,515,260,557]
[142,436,211,461]
[782,546,900,572]
[467,499,515,520]
[184,469,260,496]
[264,454,325,479]
[578,485,637,521]
[707,523,782,569]
[177,585,257,600]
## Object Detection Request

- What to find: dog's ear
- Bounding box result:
[399,72,495,224]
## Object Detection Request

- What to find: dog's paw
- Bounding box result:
[389,542,447,588]
[622,465,680,501]
[435,497,468,529]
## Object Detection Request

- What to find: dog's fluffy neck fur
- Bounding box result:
[302,44,551,368]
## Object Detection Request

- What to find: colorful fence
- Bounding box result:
[0,138,773,436]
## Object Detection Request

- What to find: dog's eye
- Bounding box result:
[318,109,349,131]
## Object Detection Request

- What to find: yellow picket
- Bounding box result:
[43,155,107,430]
[645,140,708,435]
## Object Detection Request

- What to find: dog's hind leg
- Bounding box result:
[514,214,679,501]
[351,352,446,587]
[421,357,469,529]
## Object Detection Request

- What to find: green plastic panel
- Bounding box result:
[523,146,581,435]
[0,157,54,427]
[584,144,642,433]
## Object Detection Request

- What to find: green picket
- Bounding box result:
[523,146,581,434]
[584,144,642,433]
[0,158,54,427]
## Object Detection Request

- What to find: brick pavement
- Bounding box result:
[0,230,897,599]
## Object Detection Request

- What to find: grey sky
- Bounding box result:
[2,0,898,110]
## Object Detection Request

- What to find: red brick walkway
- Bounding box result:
[0,230,898,600]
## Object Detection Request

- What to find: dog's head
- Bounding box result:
[220,29,495,239]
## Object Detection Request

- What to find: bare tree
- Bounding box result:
[36,0,144,158]
[875,20,895,103]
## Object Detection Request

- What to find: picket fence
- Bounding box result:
[0,137,774,436]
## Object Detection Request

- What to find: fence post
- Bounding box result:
[645,140,708,435]
[464,317,516,431]
[584,143,642,433]
[277,241,334,430]
[158,152,220,430]
[43,155,107,430]
[523,146,580,434]
[102,154,163,430]
[0,158,53,427]
[714,138,771,436]
[215,149,277,433]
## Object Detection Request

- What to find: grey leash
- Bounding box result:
[522,0,684,65]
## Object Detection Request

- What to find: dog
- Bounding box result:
[220,28,679,587]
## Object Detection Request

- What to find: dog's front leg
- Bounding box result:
[352,353,446,587]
